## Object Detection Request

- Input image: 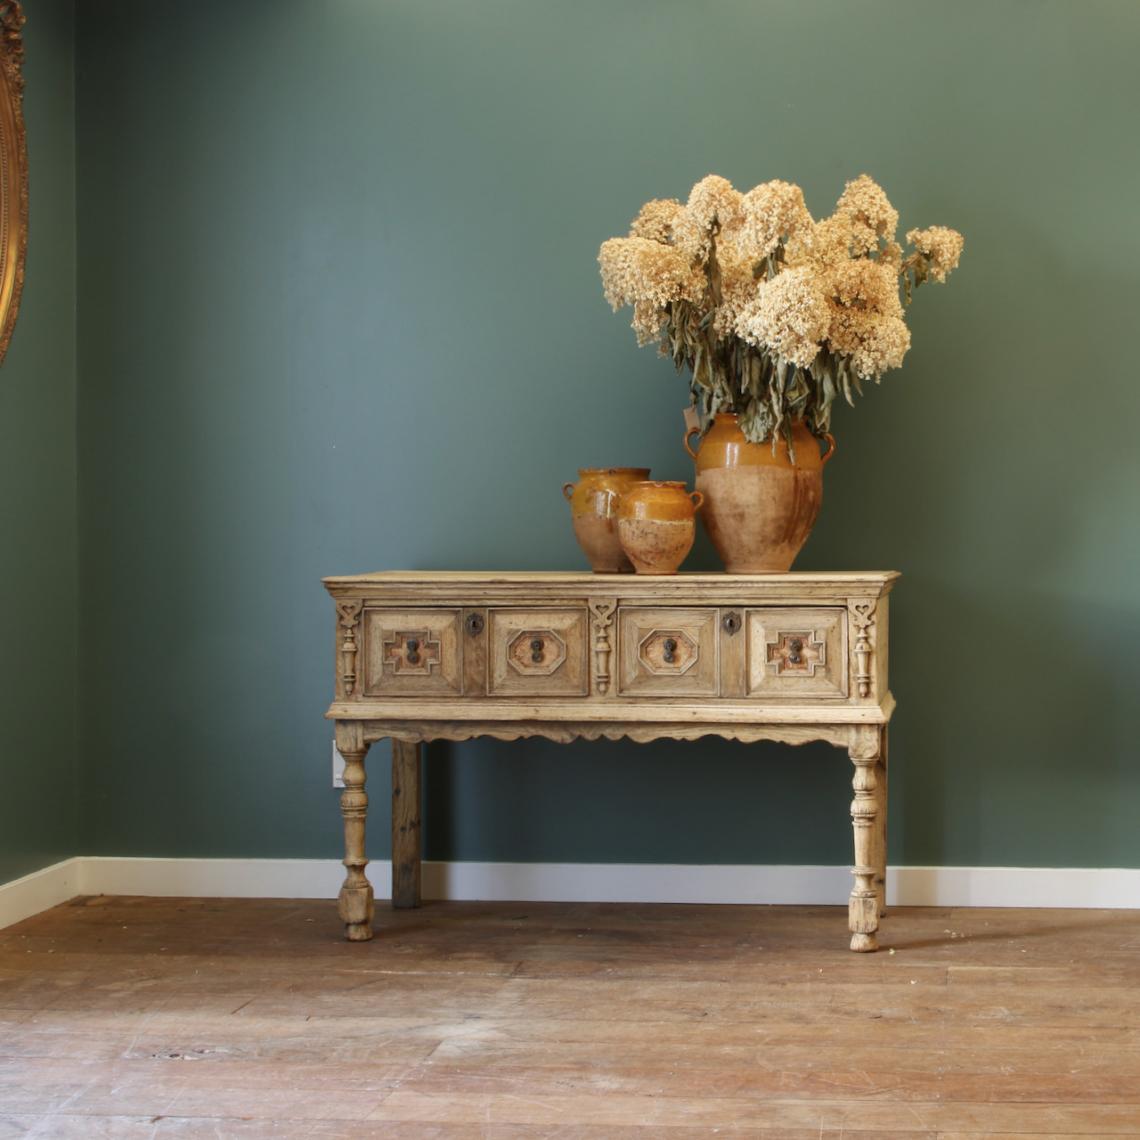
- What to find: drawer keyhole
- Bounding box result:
[405,638,421,666]
[530,637,544,663]
[788,638,803,665]
[662,638,678,665]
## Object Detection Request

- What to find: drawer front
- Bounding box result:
[488,608,589,696]
[746,607,848,699]
[362,608,463,697]
[617,607,719,697]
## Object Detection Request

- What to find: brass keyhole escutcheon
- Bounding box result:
[465,613,485,637]
[722,612,741,635]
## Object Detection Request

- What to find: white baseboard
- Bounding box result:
[2,857,1138,929]
[0,858,85,930]
[889,864,1140,908]
[78,856,346,901]
[422,860,854,905]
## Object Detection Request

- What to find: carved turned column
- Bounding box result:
[335,721,373,941]
[335,600,363,698]
[588,598,617,695]
[391,739,422,908]
[874,725,888,917]
[848,725,882,952]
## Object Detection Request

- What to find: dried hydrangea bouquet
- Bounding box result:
[598,174,962,571]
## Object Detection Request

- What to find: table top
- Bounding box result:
[324,569,901,587]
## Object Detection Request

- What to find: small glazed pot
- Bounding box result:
[562,467,651,573]
[615,480,703,575]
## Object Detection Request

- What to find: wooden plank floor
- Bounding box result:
[1,898,1139,1137]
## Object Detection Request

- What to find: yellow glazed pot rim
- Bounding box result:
[617,480,701,522]
[577,466,652,476]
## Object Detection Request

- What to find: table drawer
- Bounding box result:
[488,608,589,696]
[746,607,848,699]
[617,607,719,697]
[361,608,463,697]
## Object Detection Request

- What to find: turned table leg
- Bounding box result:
[848,725,883,952]
[874,725,889,918]
[335,722,374,941]
[391,739,422,908]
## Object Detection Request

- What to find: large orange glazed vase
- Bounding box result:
[685,413,836,573]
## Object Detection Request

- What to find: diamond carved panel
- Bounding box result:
[507,629,566,676]
[617,607,718,697]
[638,629,698,676]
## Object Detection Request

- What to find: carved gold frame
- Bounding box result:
[0,1,26,366]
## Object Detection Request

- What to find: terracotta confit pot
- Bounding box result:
[684,413,836,573]
[562,467,651,572]
[616,481,703,575]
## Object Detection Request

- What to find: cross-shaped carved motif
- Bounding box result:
[766,630,825,676]
[383,630,441,675]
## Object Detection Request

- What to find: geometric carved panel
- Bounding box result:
[363,608,462,697]
[488,608,588,696]
[746,607,847,699]
[638,629,698,676]
[383,629,441,676]
[507,628,566,676]
[617,607,718,697]
[766,630,825,677]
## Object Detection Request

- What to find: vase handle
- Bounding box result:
[820,433,837,466]
[689,490,704,511]
[684,426,701,461]
[562,481,576,501]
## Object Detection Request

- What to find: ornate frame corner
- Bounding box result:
[0,0,27,367]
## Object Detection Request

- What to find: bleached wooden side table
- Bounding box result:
[323,571,897,951]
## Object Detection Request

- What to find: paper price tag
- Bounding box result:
[682,406,701,432]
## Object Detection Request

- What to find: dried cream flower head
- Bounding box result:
[686,175,743,232]
[598,236,704,312]
[669,175,745,261]
[629,198,684,245]
[784,213,861,270]
[827,258,903,318]
[836,174,899,254]
[824,260,910,379]
[736,267,829,368]
[740,180,813,259]
[906,225,964,282]
[851,317,911,380]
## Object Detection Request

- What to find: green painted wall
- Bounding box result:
[74,0,1140,869]
[0,0,78,885]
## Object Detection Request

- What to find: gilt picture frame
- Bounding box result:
[0,0,27,366]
